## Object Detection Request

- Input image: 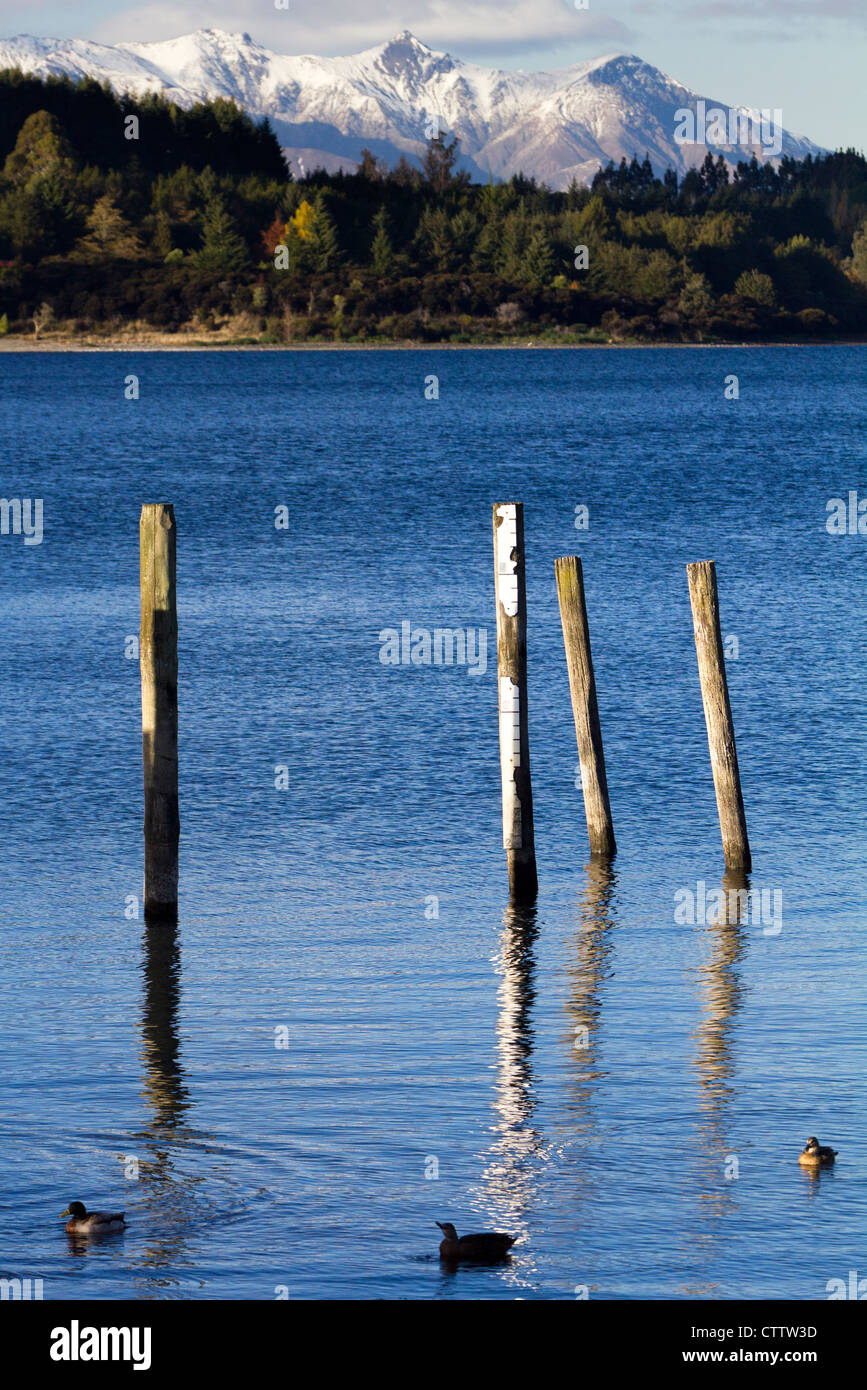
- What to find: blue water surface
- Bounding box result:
[0,345,864,1299]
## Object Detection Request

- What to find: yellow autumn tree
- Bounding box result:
[271,200,316,272]
[291,201,315,239]
[271,196,339,272]
[289,200,316,240]
[73,195,143,261]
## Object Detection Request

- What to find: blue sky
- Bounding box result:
[0,1,862,153]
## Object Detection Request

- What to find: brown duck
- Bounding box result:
[436,1222,517,1261]
[798,1137,838,1167]
[60,1201,126,1234]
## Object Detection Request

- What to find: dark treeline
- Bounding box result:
[1,70,866,342]
[0,69,287,179]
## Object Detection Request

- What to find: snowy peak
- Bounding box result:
[379,29,434,57]
[361,30,456,90]
[0,27,824,187]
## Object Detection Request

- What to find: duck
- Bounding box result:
[798,1137,838,1167]
[436,1221,517,1262]
[59,1202,126,1235]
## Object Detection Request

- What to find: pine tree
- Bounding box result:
[519,228,554,286]
[3,110,77,187]
[194,197,248,272]
[418,205,452,270]
[497,208,529,280]
[151,210,173,259]
[311,194,339,271]
[852,218,867,284]
[370,205,394,275]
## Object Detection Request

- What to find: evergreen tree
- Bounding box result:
[449,208,478,266]
[370,205,394,275]
[3,109,76,186]
[520,228,555,285]
[150,210,173,259]
[194,197,248,272]
[852,218,867,284]
[417,205,452,270]
[311,194,340,271]
[497,207,530,280]
[471,214,501,273]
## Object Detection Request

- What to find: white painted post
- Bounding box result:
[493,503,537,901]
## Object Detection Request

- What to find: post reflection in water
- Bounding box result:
[477,900,544,1243]
[133,921,197,1278]
[141,922,189,1129]
[689,869,749,1255]
[565,858,617,1132]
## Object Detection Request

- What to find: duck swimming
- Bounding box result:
[798,1137,838,1167]
[59,1202,126,1235]
[436,1222,516,1261]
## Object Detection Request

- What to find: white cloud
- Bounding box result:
[0,0,857,51]
[633,0,863,26]
[83,0,632,62]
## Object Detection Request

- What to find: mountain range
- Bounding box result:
[0,27,825,188]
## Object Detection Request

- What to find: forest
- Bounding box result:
[1,68,866,344]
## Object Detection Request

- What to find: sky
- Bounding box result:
[0,0,862,153]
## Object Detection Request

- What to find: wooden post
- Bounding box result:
[554,556,616,857]
[140,504,179,920]
[493,503,537,901]
[687,561,751,872]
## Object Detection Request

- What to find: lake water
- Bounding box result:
[0,345,864,1300]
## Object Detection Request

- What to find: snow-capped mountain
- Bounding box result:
[0,27,824,187]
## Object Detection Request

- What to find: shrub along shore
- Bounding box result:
[1,69,866,346]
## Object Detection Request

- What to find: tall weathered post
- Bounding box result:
[554,555,616,856]
[687,560,751,872]
[493,503,537,901]
[140,504,179,920]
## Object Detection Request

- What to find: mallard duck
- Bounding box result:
[59,1202,126,1234]
[798,1137,838,1167]
[436,1221,516,1261]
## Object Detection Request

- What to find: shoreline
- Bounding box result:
[0,336,864,352]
